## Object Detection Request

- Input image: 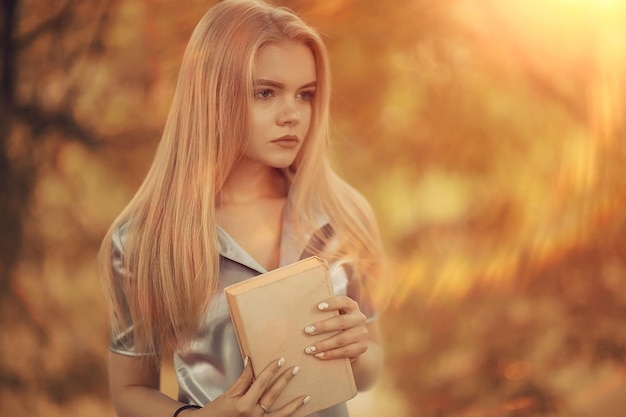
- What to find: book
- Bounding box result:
[224,256,357,416]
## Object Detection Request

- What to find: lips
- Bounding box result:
[271,135,300,148]
[271,134,299,144]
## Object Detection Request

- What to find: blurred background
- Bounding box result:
[2,0,626,416]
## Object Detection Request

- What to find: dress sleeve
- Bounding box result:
[108,223,157,357]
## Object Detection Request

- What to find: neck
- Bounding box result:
[219,160,288,205]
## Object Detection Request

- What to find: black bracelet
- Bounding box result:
[173,404,202,417]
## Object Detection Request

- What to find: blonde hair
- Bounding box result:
[99,0,384,356]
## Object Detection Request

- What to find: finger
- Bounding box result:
[316,295,359,314]
[304,309,366,335]
[312,341,367,361]
[270,395,312,417]
[304,327,368,359]
[242,357,286,404]
[225,356,254,397]
[257,365,300,413]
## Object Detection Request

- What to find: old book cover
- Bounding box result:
[224,256,357,416]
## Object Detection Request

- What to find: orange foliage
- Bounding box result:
[2,0,626,416]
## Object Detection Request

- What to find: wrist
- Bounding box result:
[173,404,202,417]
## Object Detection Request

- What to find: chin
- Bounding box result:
[266,156,298,169]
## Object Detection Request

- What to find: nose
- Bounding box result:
[277,98,300,126]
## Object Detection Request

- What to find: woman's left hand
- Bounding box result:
[302,295,368,362]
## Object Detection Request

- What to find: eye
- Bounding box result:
[297,89,316,101]
[254,88,274,100]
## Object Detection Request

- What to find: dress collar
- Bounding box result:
[217,200,329,274]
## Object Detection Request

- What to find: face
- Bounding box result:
[244,41,317,169]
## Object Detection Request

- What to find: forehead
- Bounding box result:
[253,41,316,83]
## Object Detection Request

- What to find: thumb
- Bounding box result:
[226,356,254,397]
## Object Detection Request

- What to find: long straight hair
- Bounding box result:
[99,0,383,356]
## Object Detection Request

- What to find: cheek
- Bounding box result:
[251,108,271,132]
[302,106,313,128]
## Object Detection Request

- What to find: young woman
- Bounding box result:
[99,1,385,416]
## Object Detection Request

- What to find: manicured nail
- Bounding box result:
[277,357,285,367]
[318,302,329,310]
[303,395,311,404]
[314,352,325,358]
[305,345,316,354]
[244,356,249,368]
[292,366,300,376]
[304,325,316,334]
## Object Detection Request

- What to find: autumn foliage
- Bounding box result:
[1,1,626,416]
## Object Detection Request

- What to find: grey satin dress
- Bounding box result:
[109,209,375,417]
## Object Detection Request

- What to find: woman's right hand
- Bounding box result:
[190,357,309,417]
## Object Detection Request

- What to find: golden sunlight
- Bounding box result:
[388,0,626,303]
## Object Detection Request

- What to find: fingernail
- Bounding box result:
[303,395,311,404]
[244,356,249,368]
[278,357,285,367]
[318,302,329,310]
[304,345,316,354]
[304,325,316,334]
[292,366,300,376]
[314,352,325,358]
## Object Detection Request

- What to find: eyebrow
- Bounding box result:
[253,79,317,89]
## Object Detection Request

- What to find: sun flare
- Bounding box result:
[389,0,626,304]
